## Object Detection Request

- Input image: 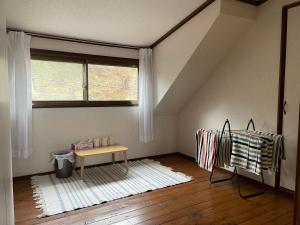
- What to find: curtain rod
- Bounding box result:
[7,27,146,50]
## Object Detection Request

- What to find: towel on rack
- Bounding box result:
[230,131,264,175]
[215,131,232,168]
[240,130,274,169]
[230,130,285,175]
[273,135,285,172]
[244,130,285,172]
[195,129,218,172]
[195,128,285,175]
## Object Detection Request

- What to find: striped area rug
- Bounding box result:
[31,159,192,217]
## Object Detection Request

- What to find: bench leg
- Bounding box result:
[123,151,128,173]
[80,157,85,180]
[73,154,77,171]
[112,153,115,164]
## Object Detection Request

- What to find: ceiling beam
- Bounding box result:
[150,0,268,48]
[237,0,268,6]
[150,0,216,48]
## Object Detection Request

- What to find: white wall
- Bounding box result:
[12,38,177,177]
[0,2,14,224]
[153,0,220,106]
[178,0,296,189]
[155,1,256,115]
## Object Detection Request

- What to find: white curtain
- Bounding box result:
[139,49,154,143]
[8,31,32,159]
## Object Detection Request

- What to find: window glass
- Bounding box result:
[88,64,138,101]
[31,60,84,101]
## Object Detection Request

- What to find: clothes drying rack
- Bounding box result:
[209,119,265,199]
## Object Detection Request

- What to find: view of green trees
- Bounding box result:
[32,60,83,101]
[31,60,138,101]
[88,64,138,101]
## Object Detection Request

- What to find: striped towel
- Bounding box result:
[273,135,285,172]
[230,130,283,175]
[195,129,218,172]
[248,130,285,172]
[196,129,285,175]
[230,131,264,175]
[215,131,232,168]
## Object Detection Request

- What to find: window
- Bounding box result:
[31,49,139,108]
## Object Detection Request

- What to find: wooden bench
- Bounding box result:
[74,145,128,179]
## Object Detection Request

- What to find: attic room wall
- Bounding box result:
[153,0,220,106]
[178,0,293,188]
[178,0,296,190]
[12,37,177,177]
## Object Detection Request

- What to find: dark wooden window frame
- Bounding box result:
[31,49,139,108]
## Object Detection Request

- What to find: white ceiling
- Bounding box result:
[5,0,206,47]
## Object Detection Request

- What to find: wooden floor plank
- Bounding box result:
[13,154,294,225]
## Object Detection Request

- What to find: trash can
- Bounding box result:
[52,150,74,178]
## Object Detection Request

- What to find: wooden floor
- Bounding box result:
[14,154,294,225]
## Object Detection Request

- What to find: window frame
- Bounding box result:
[31,49,139,108]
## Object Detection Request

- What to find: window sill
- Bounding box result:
[32,101,138,108]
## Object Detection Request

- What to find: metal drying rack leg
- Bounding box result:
[235,170,265,199]
[209,118,265,199]
[209,167,235,184]
[209,119,235,184]
[234,118,265,199]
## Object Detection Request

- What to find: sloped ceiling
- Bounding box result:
[154,0,257,115]
[5,0,207,46]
